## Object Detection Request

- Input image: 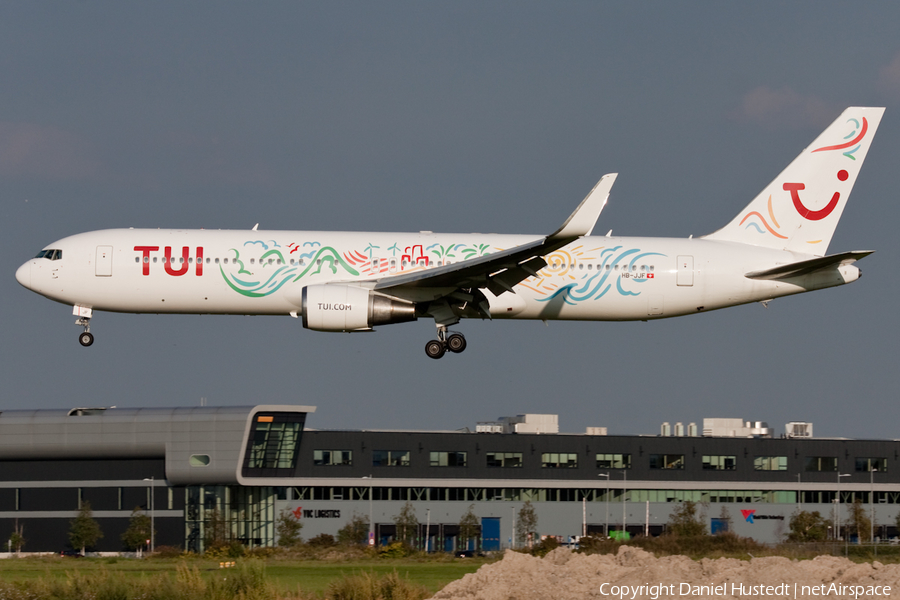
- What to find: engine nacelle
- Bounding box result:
[301,285,417,332]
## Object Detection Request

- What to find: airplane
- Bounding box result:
[15,106,883,359]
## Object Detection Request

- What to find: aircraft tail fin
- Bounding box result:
[703,107,884,255]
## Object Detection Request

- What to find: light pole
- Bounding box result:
[598,473,610,538]
[363,475,374,547]
[622,469,627,538]
[142,477,155,553]
[871,467,877,545]
[836,473,850,540]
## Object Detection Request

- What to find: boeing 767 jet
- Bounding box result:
[16,107,883,358]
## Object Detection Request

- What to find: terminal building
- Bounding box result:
[0,405,897,552]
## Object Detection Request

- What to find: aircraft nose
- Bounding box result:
[15,261,31,290]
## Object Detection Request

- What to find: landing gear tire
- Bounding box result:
[425,340,446,359]
[79,332,94,347]
[446,333,467,353]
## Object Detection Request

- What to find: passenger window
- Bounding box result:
[143,256,149,263]
[250,259,255,264]
[215,258,220,264]
[224,258,228,264]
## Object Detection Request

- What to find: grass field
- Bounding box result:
[0,556,490,597]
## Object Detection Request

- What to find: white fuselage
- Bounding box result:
[15,228,859,322]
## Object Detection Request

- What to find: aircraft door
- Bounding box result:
[676,255,693,286]
[96,246,113,277]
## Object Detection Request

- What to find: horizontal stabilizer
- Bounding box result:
[548,173,617,240]
[744,251,873,281]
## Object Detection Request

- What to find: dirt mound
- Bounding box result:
[430,546,900,600]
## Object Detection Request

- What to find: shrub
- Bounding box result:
[378,541,413,558]
[307,533,337,548]
[325,570,428,600]
[531,536,560,557]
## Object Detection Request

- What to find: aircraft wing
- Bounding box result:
[744,250,874,281]
[371,174,617,300]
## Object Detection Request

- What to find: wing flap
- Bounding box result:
[744,250,873,281]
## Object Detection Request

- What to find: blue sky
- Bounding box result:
[3,3,899,438]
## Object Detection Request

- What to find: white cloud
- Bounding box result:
[732,86,835,129]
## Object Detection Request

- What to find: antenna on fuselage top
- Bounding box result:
[252,223,259,231]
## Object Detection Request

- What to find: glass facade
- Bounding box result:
[242,412,306,477]
[184,485,276,553]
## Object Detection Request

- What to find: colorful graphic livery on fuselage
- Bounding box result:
[15,107,884,358]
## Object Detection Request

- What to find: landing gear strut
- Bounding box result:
[425,326,466,359]
[77,316,93,347]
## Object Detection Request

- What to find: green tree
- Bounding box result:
[337,512,369,546]
[120,507,153,551]
[848,500,872,543]
[787,510,828,542]
[275,508,304,547]
[516,501,538,547]
[393,501,419,547]
[8,520,24,553]
[203,507,230,552]
[69,501,103,555]
[458,504,479,550]
[667,501,707,537]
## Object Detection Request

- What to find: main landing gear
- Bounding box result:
[425,326,467,359]
[77,316,93,347]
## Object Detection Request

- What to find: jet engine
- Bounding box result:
[301,285,417,332]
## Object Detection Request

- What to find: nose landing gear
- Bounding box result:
[425,326,466,359]
[75,305,94,347]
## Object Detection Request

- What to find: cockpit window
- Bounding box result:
[35,249,62,260]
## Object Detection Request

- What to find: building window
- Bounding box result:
[702,455,736,470]
[805,457,838,472]
[314,450,353,466]
[430,451,467,467]
[649,454,684,470]
[486,452,523,468]
[372,450,410,467]
[242,412,307,477]
[190,454,210,467]
[856,457,888,472]
[596,453,631,469]
[754,456,788,471]
[541,453,578,468]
